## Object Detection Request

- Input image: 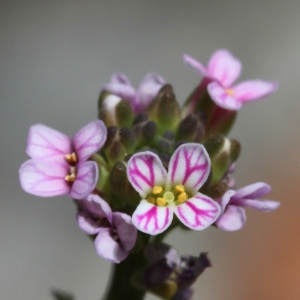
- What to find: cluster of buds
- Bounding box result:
[19,49,280,299]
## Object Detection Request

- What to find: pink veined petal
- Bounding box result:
[94,228,128,263]
[232,80,278,103]
[69,161,98,199]
[207,82,242,111]
[76,211,103,235]
[113,212,137,251]
[19,159,70,197]
[132,200,174,235]
[127,151,167,198]
[72,120,107,162]
[166,143,211,193]
[218,190,236,214]
[240,199,280,212]
[215,205,246,231]
[26,124,72,160]
[234,182,271,200]
[207,49,242,87]
[183,54,208,76]
[103,72,136,104]
[174,193,221,230]
[135,73,165,112]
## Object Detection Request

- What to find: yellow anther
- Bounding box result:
[163,191,174,204]
[177,192,188,203]
[175,184,185,194]
[152,185,163,195]
[225,88,234,96]
[156,197,166,206]
[65,173,76,182]
[65,152,78,163]
[147,197,156,204]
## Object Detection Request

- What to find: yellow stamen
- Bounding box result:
[163,191,174,204]
[65,152,78,163]
[152,185,163,195]
[156,197,166,206]
[65,173,76,182]
[225,88,234,96]
[177,192,188,203]
[175,184,185,194]
[147,197,156,204]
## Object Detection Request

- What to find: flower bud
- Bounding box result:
[147,84,180,134]
[98,91,134,128]
[133,114,157,147]
[109,161,140,206]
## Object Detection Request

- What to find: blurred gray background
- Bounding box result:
[1,1,299,299]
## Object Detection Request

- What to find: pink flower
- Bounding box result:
[76,194,137,263]
[127,143,221,235]
[103,72,165,113]
[19,120,107,199]
[183,49,277,111]
[215,182,280,231]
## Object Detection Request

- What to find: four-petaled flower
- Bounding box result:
[76,194,137,263]
[19,120,107,199]
[215,182,280,231]
[127,143,221,235]
[103,72,165,113]
[183,49,277,111]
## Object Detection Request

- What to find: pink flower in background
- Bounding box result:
[77,194,137,263]
[103,72,165,113]
[183,49,277,110]
[19,120,107,199]
[127,143,221,235]
[215,182,280,231]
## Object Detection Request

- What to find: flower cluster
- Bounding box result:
[19,49,280,299]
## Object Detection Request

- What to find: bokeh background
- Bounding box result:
[1,1,299,299]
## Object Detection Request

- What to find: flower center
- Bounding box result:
[65,166,76,182]
[146,184,189,206]
[225,88,234,96]
[65,152,78,164]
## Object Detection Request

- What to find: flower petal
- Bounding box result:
[76,211,102,235]
[26,124,71,160]
[234,182,271,200]
[207,49,242,87]
[183,54,208,76]
[132,200,173,235]
[72,120,107,162]
[135,73,165,112]
[215,205,246,231]
[127,151,167,198]
[166,143,211,193]
[19,159,70,197]
[103,72,136,104]
[207,82,242,110]
[241,199,280,212]
[174,193,221,230]
[94,228,128,263]
[69,161,98,199]
[113,212,137,251]
[232,80,278,103]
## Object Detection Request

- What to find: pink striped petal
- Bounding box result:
[215,205,246,231]
[19,159,70,197]
[241,199,280,212]
[72,120,107,162]
[132,200,173,235]
[207,49,242,87]
[26,124,72,160]
[174,193,221,230]
[232,80,278,103]
[135,73,165,112]
[183,54,208,76]
[166,144,211,193]
[69,161,98,199]
[127,151,167,198]
[207,81,242,110]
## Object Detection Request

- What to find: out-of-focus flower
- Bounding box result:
[183,49,277,111]
[127,143,221,235]
[215,182,280,231]
[77,194,137,263]
[103,72,165,113]
[19,120,107,199]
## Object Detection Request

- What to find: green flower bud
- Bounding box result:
[147,84,180,134]
[98,91,134,127]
